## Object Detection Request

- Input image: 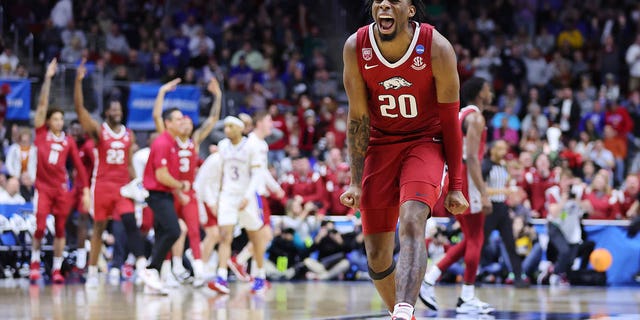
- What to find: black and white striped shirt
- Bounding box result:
[482,159,509,202]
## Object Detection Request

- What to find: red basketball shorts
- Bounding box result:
[360,140,447,235]
[33,187,71,239]
[174,191,198,222]
[204,204,218,228]
[91,181,134,222]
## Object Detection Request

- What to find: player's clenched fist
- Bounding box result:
[340,185,362,209]
[444,190,469,215]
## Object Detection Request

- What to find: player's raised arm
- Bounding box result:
[34,58,58,128]
[74,59,100,140]
[153,78,182,134]
[431,30,467,214]
[340,33,370,210]
[193,77,222,146]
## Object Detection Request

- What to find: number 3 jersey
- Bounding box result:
[93,123,133,186]
[176,137,198,185]
[356,21,441,146]
[217,134,266,199]
[34,125,88,192]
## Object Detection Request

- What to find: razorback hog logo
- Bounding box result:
[379,77,412,90]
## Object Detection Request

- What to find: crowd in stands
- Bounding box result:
[0,0,640,284]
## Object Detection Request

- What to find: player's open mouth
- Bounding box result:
[379,16,394,32]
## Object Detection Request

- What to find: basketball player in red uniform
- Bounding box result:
[75,60,156,289]
[339,2,468,319]
[152,77,221,286]
[30,58,89,284]
[420,77,495,314]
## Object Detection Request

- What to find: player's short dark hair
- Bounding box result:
[365,0,427,23]
[46,107,64,120]
[461,77,488,106]
[253,110,269,126]
[162,107,181,121]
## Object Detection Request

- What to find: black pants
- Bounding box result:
[147,191,181,271]
[548,223,579,275]
[111,213,146,269]
[484,201,523,277]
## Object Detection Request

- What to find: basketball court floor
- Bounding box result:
[1,280,639,319]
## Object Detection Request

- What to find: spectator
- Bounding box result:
[556,19,584,50]
[324,163,351,216]
[523,153,557,218]
[583,171,620,219]
[603,125,627,186]
[0,49,19,77]
[604,101,633,141]
[168,28,191,66]
[262,67,287,100]
[61,21,87,49]
[548,87,581,138]
[521,103,549,138]
[589,139,616,173]
[311,69,338,100]
[579,98,606,138]
[496,84,523,115]
[598,36,621,82]
[50,0,72,28]
[492,105,521,132]
[534,26,555,55]
[60,36,85,64]
[281,156,328,216]
[601,74,621,102]
[265,227,303,280]
[188,27,215,58]
[5,127,36,182]
[267,104,289,170]
[181,14,201,39]
[0,177,26,204]
[619,174,640,218]
[625,34,640,92]
[106,24,130,56]
[229,55,254,92]
[231,41,265,72]
[0,84,10,124]
[493,116,519,149]
[523,47,551,88]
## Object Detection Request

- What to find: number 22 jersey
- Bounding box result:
[93,123,133,187]
[356,21,441,146]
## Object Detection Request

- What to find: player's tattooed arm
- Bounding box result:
[193,77,222,147]
[34,58,57,128]
[348,115,369,185]
[74,59,100,140]
[153,78,182,134]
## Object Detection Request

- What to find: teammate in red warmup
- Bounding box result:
[74,60,157,289]
[339,2,468,319]
[420,77,497,314]
[30,59,89,284]
[151,77,221,287]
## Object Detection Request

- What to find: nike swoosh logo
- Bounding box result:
[364,64,378,70]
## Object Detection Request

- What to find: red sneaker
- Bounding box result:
[29,262,41,282]
[52,270,65,284]
[227,257,251,282]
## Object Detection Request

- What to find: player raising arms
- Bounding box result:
[152,77,221,286]
[31,58,89,284]
[74,59,159,290]
[339,1,468,319]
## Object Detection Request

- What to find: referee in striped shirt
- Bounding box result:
[482,140,527,287]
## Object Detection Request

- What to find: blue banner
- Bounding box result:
[127,83,200,131]
[0,79,31,121]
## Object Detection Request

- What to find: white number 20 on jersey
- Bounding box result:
[379,94,418,118]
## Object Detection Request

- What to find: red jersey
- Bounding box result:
[143,131,180,192]
[357,22,441,145]
[460,106,487,161]
[79,138,95,177]
[93,123,133,186]
[268,114,288,150]
[176,137,198,183]
[34,125,88,192]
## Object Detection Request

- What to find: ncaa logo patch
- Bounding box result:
[416,44,425,55]
[362,48,372,61]
[411,56,426,71]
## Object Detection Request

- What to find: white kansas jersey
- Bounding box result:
[218,136,262,198]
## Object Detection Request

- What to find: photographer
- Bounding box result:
[303,220,350,280]
[544,169,588,286]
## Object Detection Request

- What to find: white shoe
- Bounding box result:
[456,297,495,314]
[418,280,438,311]
[173,269,193,284]
[108,268,121,286]
[139,268,163,291]
[164,272,181,288]
[193,276,206,288]
[143,284,169,296]
[85,273,99,289]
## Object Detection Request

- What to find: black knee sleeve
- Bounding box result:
[368,259,396,280]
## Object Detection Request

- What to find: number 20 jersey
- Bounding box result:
[356,22,442,146]
[93,123,133,186]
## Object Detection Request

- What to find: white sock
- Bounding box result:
[88,266,98,277]
[76,249,87,268]
[126,254,136,265]
[392,303,414,320]
[424,266,442,285]
[256,268,266,279]
[53,256,63,271]
[250,259,258,277]
[461,284,475,301]
[172,256,185,274]
[135,257,147,271]
[217,268,228,280]
[236,248,252,265]
[192,259,203,278]
[31,249,40,263]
